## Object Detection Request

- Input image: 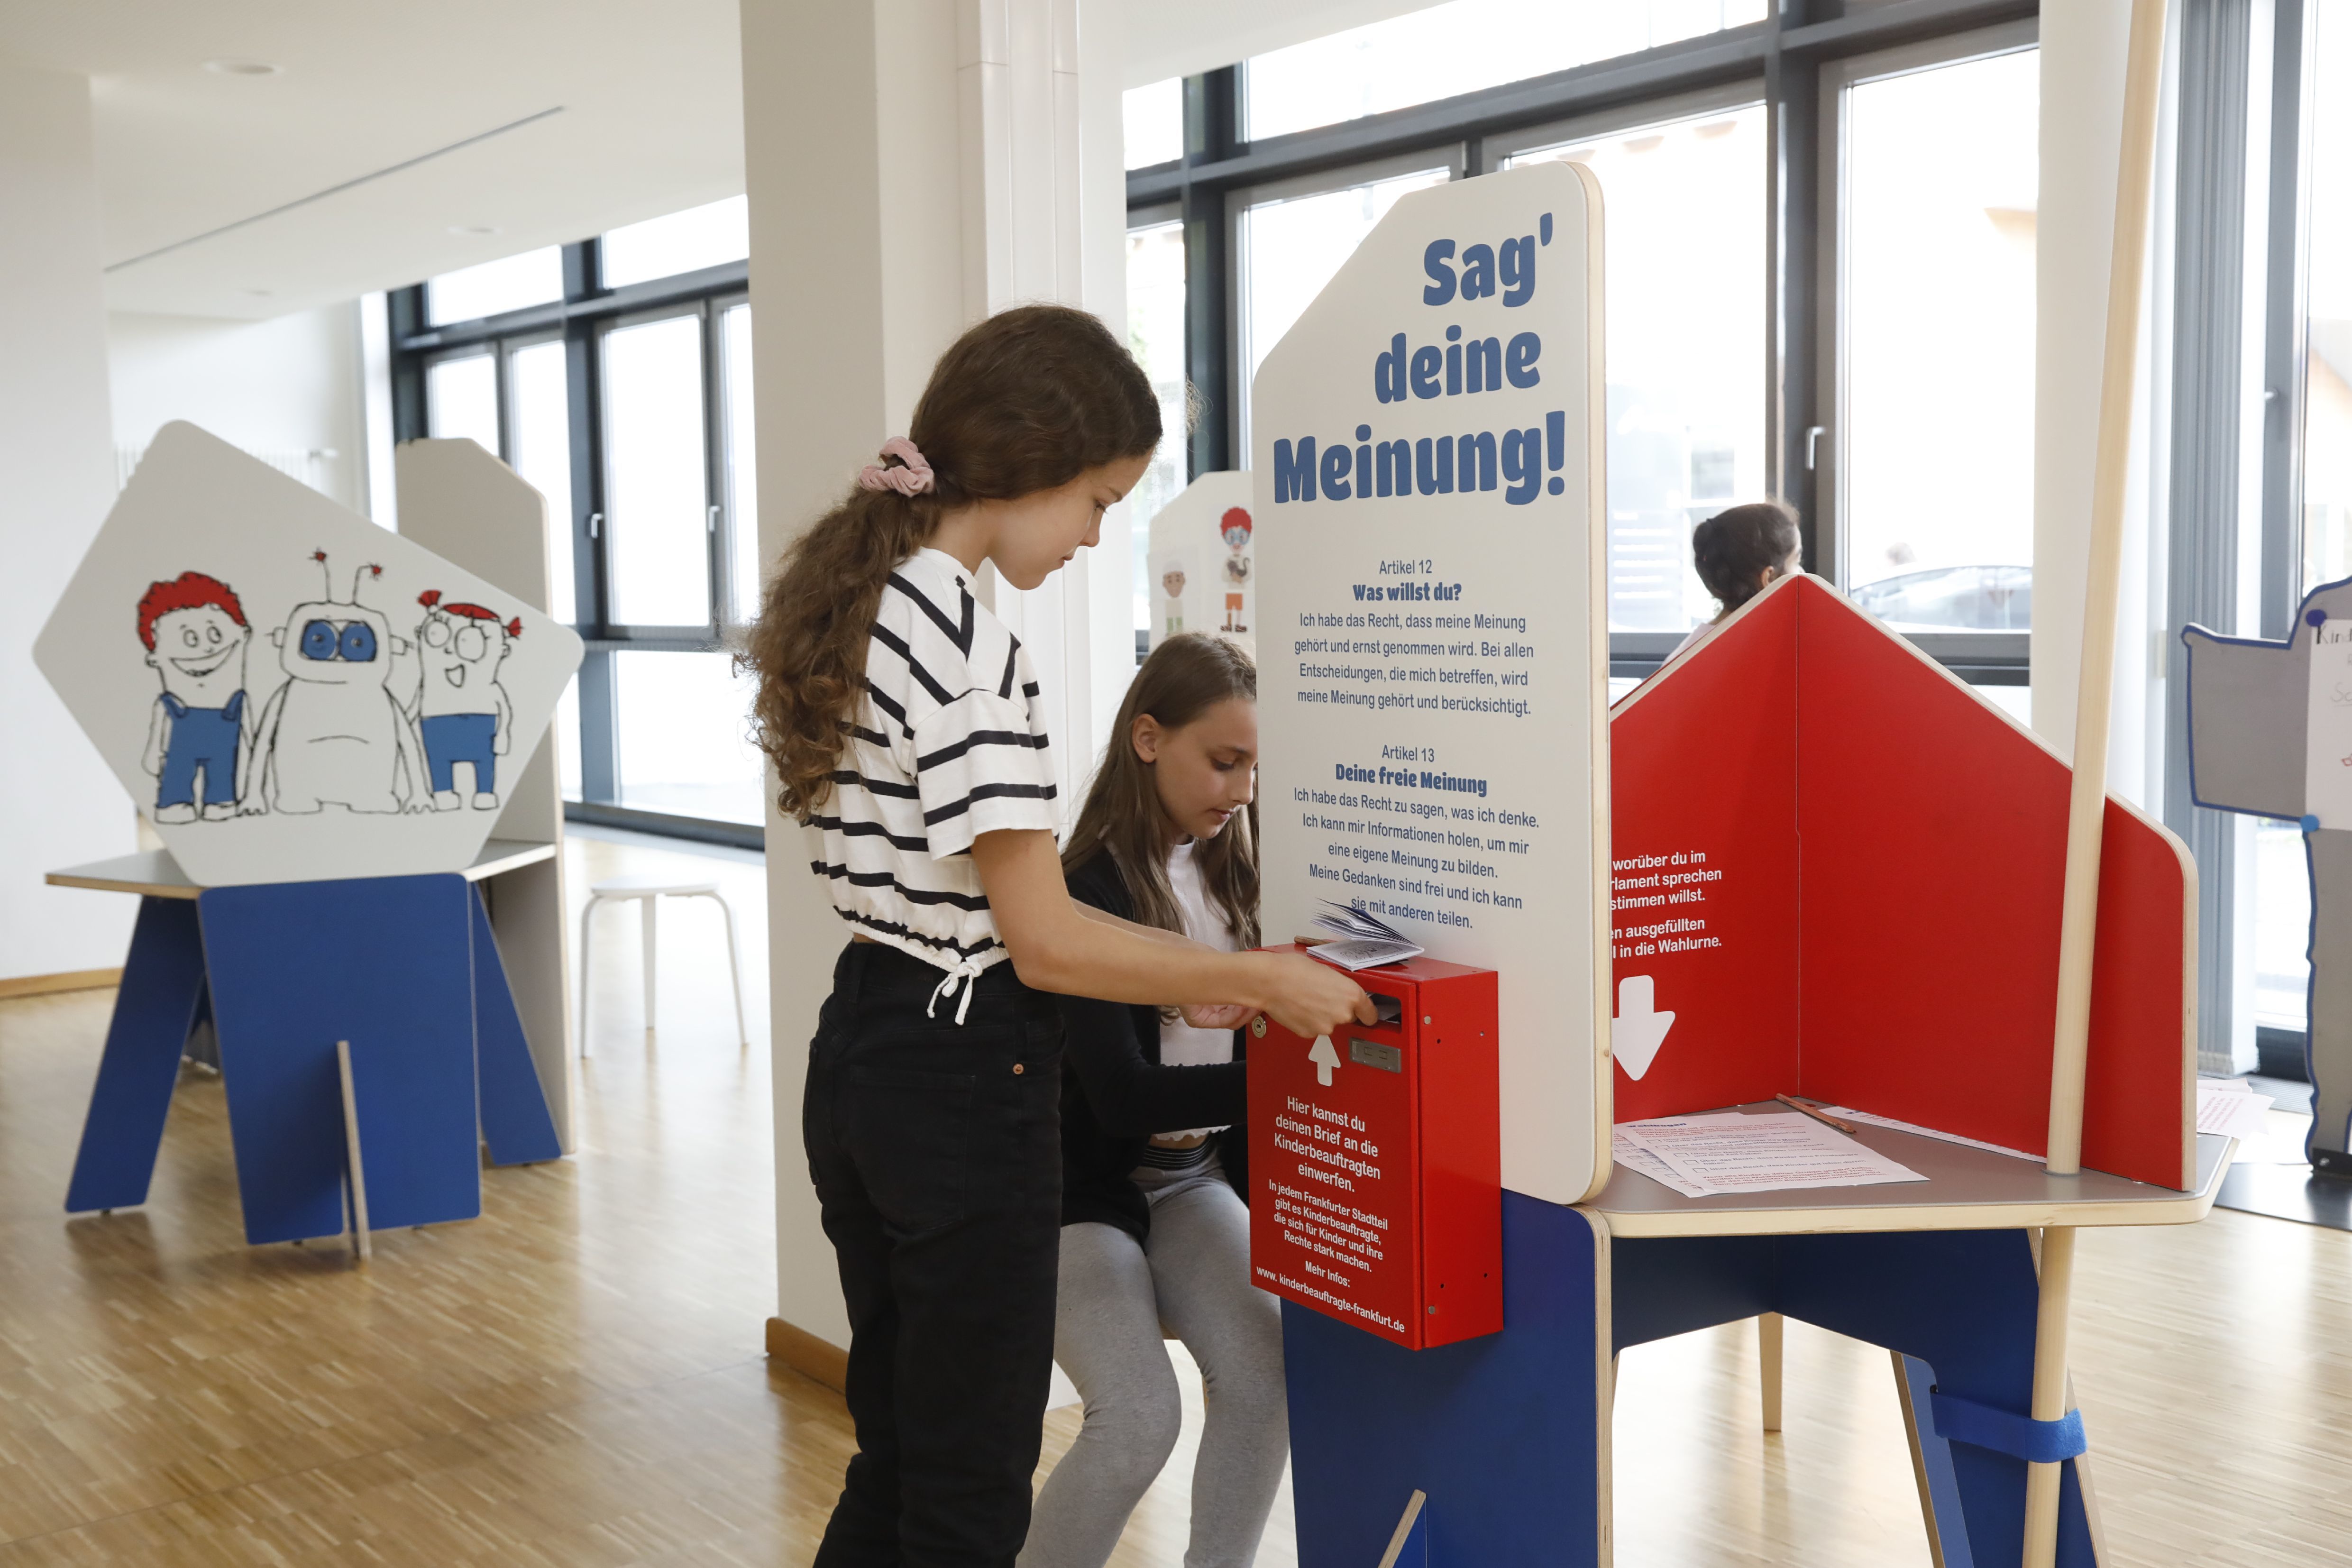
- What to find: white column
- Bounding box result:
[2033,0,2163,808]
[0,64,134,982]
[959,0,1135,813]
[744,0,1136,1358]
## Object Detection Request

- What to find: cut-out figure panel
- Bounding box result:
[36,422,583,886]
[2184,575,2352,1168]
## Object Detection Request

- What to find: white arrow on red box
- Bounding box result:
[1612,976,1675,1081]
[1309,1036,1341,1087]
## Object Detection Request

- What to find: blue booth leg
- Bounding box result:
[199,874,483,1244]
[64,896,208,1213]
[1282,1192,1607,1568]
[470,887,561,1166]
[1283,1210,2098,1568]
[1775,1229,2097,1568]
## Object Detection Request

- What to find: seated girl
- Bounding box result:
[1021,633,1284,1568]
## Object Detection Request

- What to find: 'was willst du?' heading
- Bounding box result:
[1267,213,1570,510]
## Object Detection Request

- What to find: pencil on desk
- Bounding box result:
[1774,1093,1859,1135]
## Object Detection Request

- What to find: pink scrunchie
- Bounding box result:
[858,437,935,497]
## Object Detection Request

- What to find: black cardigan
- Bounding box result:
[1058,851,1250,1240]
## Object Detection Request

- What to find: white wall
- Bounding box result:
[108,302,370,517]
[0,64,136,980]
[743,0,967,1353]
[746,0,1142,1353]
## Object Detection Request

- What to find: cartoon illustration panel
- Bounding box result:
[1146,471,1256,654]
[35,422,585,888]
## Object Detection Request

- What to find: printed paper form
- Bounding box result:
[2195,1077,2276,1142]
[1617,1112,1928,1196]
[1611,1124,1714,1197]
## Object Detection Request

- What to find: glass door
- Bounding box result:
[600,310,713,630]
[1821,28,2040,633]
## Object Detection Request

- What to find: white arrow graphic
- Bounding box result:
[1308,1035,1342,1087]
[1611,975,1675,1081]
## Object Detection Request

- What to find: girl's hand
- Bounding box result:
[1181,1002,1257,1031]
[1253,952,1378,1040]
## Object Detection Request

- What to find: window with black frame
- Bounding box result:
[394,196,765,845]
[1123,0,2041,697]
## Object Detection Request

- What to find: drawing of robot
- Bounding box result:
[408,589,521,811]
[1161,563,1187,639]
[246,552,431,815]
[136,571,252,823]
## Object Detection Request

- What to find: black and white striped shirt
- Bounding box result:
[810,548,1059,985]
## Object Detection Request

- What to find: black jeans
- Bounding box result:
[805,941,1066,1568]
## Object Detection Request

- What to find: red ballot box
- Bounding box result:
[1247,947,1501,1349]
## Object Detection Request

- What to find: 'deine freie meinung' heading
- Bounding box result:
[1267,213,1572,508]
[1335,761,1489,799]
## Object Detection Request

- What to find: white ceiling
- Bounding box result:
[0,0,746,320]
[0,0,1441,323]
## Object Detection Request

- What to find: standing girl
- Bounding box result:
[1022,633,1283,1568]
[745,305,1371,1568]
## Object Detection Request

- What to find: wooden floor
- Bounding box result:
[3,832,2350,1565]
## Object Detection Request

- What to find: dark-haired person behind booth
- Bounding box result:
[1671,499,1803,660]
[1023,632,1288,1568]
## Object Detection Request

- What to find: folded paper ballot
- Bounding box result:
[1615,1111,1928,1197]
[1307,901,1425,972]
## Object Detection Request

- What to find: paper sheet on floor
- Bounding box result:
[1616,1112,1928,1197]
[1816,1106,2043,1162]
[2196,1077,2277,1142]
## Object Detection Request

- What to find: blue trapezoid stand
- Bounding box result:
[1282,1193,2098,1568]
[65,871,560,1245]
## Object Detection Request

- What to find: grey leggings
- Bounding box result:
[1020,1154,1289,1568]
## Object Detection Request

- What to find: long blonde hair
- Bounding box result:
[1063,633,1260,950]
[742,305,1161,821]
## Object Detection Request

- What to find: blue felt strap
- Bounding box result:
[1928,1390,2087,1463]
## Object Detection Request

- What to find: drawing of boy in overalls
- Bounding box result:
[137,572,252,823]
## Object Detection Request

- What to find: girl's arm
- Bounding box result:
[1062,991,1245,1137]
[972,828,1372,1038]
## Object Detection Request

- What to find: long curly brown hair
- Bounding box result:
[1062,633,1260,955]
[743,304,1161,821]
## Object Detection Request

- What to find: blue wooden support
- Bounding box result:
[1284,1193,1606,1568]
[199,874,482,1242]
[64,896,208,1214]
[65,873,562,1244]
[1281,1199,2100,1568]
[470,886,560,1166]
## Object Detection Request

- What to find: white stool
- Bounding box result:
[579,875,748,1053]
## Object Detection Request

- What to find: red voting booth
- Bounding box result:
[1248,951,1502,1350]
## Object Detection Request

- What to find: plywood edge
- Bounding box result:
[765,1316,849,1393]
[0,967,124,1000]
[1573,1202,1615,1567]
[1577,155,1617,1208]
[1597,1188,2221,1239]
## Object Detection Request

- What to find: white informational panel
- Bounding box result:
[35,422,584,889]
[2308,614,2352,829]
[396,437,577,1150]
[1147,471,1257,653]
[1253,161,1611,1204]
